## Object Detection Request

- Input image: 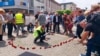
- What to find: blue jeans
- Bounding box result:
[86,36,100,56]
[16,24,24,36]
[95,45,100,56]
[27,26,34,32]
[3,24,6,33]
[86,40,95,56]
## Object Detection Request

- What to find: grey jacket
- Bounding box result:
[38,14,46,25]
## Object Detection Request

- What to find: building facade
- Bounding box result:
[33,0,45,14]
[34,0,61,14]
[44,0,61,12]
[61,2,77,11]
[0,0,61,14]
[0,0,34,13]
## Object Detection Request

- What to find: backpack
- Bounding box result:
[90,12,100,25]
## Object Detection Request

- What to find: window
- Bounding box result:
[20,2,26,6]
[37,0,40,2]
[37,6,40,8]
[37,0,44,3]
[41,6,44,9]
[64,4,66,10]
[2,0,9,2]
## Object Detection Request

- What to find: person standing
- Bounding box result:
[12,12,17,32]
[79,4,100,56]
[14,10,25,36]
[49,12,55,33]
[45,13,52,33]
[6,10,14,39]
[2,13,7,35]
[74,10,85,39]
[53,13,61,33]
[0,8,5,41]
[63,13,68,34]
[35,12,40,20]
[37,11,46,32]
[22,10,27,33]
[67,14,73,35]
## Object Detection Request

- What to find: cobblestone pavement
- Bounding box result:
[0,26,87,56]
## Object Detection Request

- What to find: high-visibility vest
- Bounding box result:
[15,13,24,24]
[33,26,43,38]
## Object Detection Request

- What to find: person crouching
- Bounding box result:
[33,23,46,43]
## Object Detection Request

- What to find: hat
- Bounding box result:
[0,8,5,13]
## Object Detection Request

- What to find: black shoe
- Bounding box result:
[40,41,45,43]
[34,41,37,43]
[8,36,11,39]
[74,36,77,38]
[8,35,13,38]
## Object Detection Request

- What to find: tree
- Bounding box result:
[64,10,71,15]
[57,10,64,15]
[57,10,72,15]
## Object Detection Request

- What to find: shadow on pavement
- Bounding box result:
[17,35,28,38]
[0,41,7,47]
[34,42,50,47]
[19,52,42,56]
[67,34,74,37]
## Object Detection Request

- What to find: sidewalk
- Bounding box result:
[0,32,86,56]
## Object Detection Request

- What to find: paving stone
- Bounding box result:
[0,26,87,56]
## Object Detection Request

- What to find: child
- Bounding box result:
[27,23,34,33]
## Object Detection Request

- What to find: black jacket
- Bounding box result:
[53,15,62,23]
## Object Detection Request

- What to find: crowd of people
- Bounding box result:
[0,3,99,56]
[33,3,100,56]
[0,10,26,41]
[79,4,100,56]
